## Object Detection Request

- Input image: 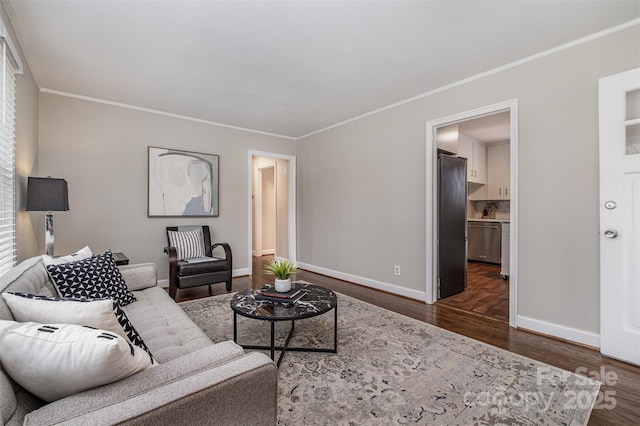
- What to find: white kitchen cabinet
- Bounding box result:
[458,134,487,185]
[468,183,486,201]
[487,143,510,200]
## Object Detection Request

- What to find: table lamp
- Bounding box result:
[26,176,69,256]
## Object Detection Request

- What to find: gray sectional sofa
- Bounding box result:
[0,256,277,425]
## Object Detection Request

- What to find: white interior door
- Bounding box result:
[599,67,640,365]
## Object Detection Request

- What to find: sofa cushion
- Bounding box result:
[123,286,211,363]
[168,228,205,260]
[46,250,136,306]
[2,292,155,363]
[118,263,158,291]
[0,257,58,322]
[22,342,250,426]
[42,245,93,266]
[0,320,153,402]
[0,363,16,424]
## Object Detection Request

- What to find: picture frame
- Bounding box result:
[148,146,219,217]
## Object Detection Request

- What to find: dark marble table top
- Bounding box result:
[230,281,337,321]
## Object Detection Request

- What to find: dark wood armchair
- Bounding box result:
[164,226,233,300]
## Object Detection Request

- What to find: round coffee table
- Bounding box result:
[230,282,337,367]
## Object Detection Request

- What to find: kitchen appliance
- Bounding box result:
[437,153,467,299]
[501,222,510,279]
[468,221,501,264]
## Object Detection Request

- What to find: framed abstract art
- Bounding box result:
[148,146,219,217]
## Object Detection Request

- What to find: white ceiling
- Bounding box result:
[458,112,510,144]
[6,1,639,139]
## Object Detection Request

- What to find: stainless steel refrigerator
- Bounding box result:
[438,153,467,299]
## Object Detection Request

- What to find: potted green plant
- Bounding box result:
[485,201,500,219]
[264,257,298,292]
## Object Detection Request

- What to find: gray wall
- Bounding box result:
[38,93,296,279]
[297,25,640,335]
[23,18,640,340]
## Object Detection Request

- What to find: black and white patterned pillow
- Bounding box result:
[168,228,205,260]
[46,250,136,306]
[110,302,155,364]
[6,292,155,364]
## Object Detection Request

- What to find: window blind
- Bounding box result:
[0,38,16,276]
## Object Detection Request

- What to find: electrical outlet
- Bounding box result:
[394,265,401,276]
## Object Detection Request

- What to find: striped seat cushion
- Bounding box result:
[167,229,205,260]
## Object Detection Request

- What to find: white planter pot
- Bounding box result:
[274,278,292,292]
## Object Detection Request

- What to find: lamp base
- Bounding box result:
[45,212,55,256]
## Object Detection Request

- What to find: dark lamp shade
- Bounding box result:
[26,177,69,211]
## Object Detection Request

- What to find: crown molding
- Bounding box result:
[39,88,298,141]
[297,18,640,140]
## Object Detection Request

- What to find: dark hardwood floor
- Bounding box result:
[173,256,640,425]
[438,261,509,322]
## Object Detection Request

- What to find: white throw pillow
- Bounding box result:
[0,320,152,402]
[42,246,93,266]
[1,293,156,364]
[3,293,126,338]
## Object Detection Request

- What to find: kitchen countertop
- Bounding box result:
[468,218,510,223]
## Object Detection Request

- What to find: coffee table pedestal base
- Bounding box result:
[233,306,337,368]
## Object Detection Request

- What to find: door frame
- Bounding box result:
[248,150,297,275]
[425,99,519,328]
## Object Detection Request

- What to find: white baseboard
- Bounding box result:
[296,262,426,302]
[157,268,250,289]
[161,262,599,349]
[252,250,274,257]
[295,264,600,348]
[517,315,601,348]
[233,268,250,277]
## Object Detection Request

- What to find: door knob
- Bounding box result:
[604,229,619,239]
[604,201,617,210]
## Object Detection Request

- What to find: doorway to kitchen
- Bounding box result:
[248,151,297,276]
[425,100,518,327]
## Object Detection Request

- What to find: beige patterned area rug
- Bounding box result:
[180,291,600,425]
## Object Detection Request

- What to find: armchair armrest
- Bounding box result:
[163,246,177,259]
[211,242,232,262]
[24,342,277,426]
[164,246,179,299]
[119,263,158,291]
